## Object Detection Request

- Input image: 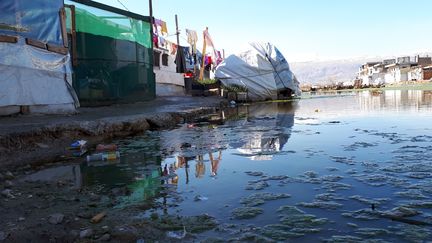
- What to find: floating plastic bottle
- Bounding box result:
[103,151,120,161]
[86,151,120,162]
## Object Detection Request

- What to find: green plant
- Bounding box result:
[197,79,217,85]
[222,84,248,92]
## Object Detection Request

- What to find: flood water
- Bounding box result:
[36,90,432,241]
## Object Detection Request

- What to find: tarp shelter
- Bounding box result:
[215,42,301,101]
[0,0,78,115]
[65,0,155,106]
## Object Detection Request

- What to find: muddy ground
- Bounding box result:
[0,96,227,242]
[0,96,226,171]
[0,168,218,242]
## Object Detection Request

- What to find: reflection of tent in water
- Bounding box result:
[81,152,163,208]
[215,42,301,101]
[158,102,296,161]
[228,102,296,160]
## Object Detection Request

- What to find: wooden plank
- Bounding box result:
[25,38,47,50]
[47,44,68,55]
[59,7,69,48]
[199,28,208,80]
[0,35,18,43]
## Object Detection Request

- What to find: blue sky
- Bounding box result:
[94,0,432,62]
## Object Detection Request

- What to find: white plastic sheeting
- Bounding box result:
[215,42,301,100]
[0,39,77,114]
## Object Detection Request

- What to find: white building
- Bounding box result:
[153,47,185,96]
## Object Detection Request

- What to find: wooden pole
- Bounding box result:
[175,14,180,46]
[199,27,208,80]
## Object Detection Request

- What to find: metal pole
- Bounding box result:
[175,14,180,46]
[149,0,154,48]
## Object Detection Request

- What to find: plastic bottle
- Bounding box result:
[102,151,120,161]
[86,153,103,162]
[86,151,120,162]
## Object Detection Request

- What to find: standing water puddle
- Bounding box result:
[27,90,432,241]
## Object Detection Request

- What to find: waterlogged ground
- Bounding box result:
[2,89,432,242]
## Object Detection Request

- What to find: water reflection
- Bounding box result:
[230,103,295,160]
[22,89,432,241]
[358,90,432,111]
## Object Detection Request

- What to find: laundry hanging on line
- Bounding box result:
[186,29,198,53]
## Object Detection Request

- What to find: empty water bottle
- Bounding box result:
[86,153,103,162]
[86,151,120,162]
[102,151,120,161]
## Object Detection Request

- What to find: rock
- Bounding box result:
[0,231,7,241]
[98,234,110,241]
[4,172,14,180]
[77,211,93,219]
[69,230,79,238]
[80,228,93,239]
[4,180,13,188]
[112,225,138,242]
[150,212,159,221]
[48,213,64,225]
[35,143,49,148]
[111,187,128,197]
[1,189,14,199]
[18,217,25,222]
[89,193,101,201]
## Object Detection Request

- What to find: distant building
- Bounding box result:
[416,55,432,66]
[422,65,432,80]
[407,66,423,81]
[385,62,413,83]
[357,62,380,86]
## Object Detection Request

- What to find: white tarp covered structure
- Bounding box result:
[215,42,301,100]
[0,0,78,115]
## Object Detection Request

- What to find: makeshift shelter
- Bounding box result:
[215,42,301,101]
[0,0,78,115]
[65,0,155,106]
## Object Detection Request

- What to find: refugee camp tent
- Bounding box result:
[66,0,155,106]
[0,0,78,115]
[215,42,301,101]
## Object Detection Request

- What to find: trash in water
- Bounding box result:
[166,226,186,239]
[86,151,120,162]
[66,139,87,157]
[90,212,106,224]
[96,144,117,152]
[194,195,209,201]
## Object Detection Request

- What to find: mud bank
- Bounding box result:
[0,98,224,171]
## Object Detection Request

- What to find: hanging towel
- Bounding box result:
[170,43,178,55]
[175,47,186,73]
[203,29,214,48]
[154,19,163,26]
[186,29,198,53]
[161,21,168,35]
